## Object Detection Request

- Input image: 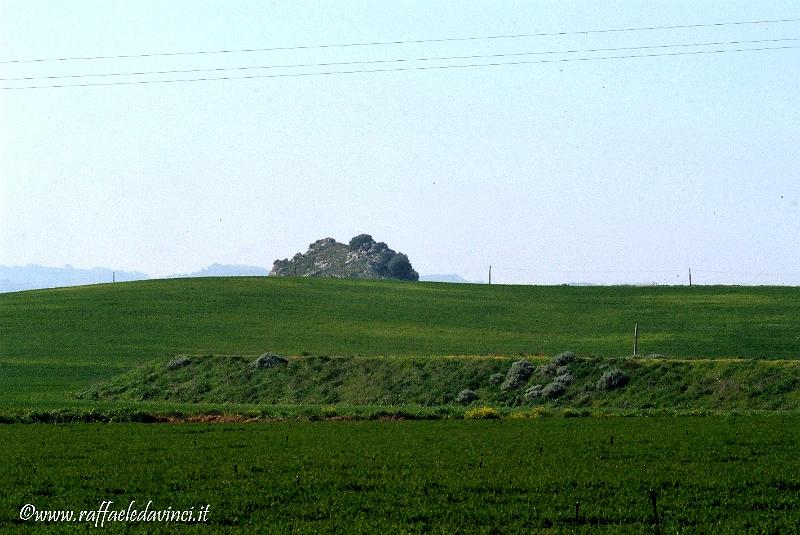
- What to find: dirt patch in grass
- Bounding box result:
[166,414,262,424]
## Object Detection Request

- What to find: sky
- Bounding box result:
[1,1,798,285]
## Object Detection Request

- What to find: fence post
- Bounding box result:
[650,489,661,535]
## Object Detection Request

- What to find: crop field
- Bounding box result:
[3,279,800,532]
[3,417,800,533]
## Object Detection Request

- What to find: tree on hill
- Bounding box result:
[348,234,375,250]
[387,253,419,281]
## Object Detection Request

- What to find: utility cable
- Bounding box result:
[2,37,796,82]
[1,17,798,64]
[2,45,796,90]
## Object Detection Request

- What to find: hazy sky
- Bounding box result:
[1,1,798,284]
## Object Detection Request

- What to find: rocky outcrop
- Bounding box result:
[270,235,419,281]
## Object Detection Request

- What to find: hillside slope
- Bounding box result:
[2,278,799,362]
[2,278,799,405]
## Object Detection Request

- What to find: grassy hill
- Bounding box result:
[1,277,799,407]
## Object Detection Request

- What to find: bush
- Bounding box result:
[456,389,478,404]
[348,234,374,250]
[488,373,504,386]
[167,356,191,370]
[464,406,501,419]
[551,351,577,366]
[387,253,419,281]
[501,360,534,390]
[524,384,544,400]
[597,368,629,391]
[538,362,559,377]
[508,406,553,419]
[529,406,553,418]
[561,408,590,418]
[554,373,574,386]
[542,381,566,400]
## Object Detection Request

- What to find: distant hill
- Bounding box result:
[0,264,147,293]
[420,274,478,283]
[0,263,271,292]
[171,264,268,278]
[270,234,419,281]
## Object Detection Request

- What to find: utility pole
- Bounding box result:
[488,265,492,285]
[112,271,115,283]
[633,322,639,356]
[688,268,692,287]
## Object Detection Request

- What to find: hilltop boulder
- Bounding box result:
[270,235,419,281]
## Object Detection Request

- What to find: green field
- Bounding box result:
[2,278,799,408]
[3,417,800,533]
[3,279,800,532]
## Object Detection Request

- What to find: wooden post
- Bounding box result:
[649,489,661,535]
[575,501,580,523]
[112,271,115,283]
[633,322,639,356]
[689,268,692,286]
[488,265,492,285]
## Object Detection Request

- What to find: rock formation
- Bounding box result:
[270,234,419,281]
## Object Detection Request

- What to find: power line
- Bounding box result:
[691,269,800,277]
[3,37,796,82]
[490,266,800,277]
[1,17,798,64]
[493,267,684,274]
[2,45,796,90]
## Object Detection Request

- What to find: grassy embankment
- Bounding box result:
[74,354,800,413]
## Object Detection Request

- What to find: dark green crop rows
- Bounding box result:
[3,416,799,533]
